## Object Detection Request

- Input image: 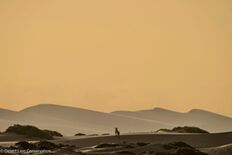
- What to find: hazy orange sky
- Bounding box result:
[0,0,232,116]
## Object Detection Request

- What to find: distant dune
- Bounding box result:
[0,104,232,136]
[112,107,232,133]
[0,104,171,135]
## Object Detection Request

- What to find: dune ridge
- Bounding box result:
[0,104,232,135]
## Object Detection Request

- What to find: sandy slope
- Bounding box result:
[201,144,232,155]
[80,143,201,155]
[54,132,232,148]
[0,132,232,154]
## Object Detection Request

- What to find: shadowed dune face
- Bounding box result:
[0,104,232,136]
[79,142,207,155]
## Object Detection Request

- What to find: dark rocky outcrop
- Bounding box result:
[5,124,62,140]
[157,126,209,134]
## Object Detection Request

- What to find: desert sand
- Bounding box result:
[1,104,232,135]
[0,132,232,154]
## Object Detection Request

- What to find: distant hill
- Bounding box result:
[112,107,232,133]
[0,104,171,135]
[0,108,17,119]
[0,104,232,136]
[157,126,209,134]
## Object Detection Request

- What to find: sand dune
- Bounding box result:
[54,132,232,148]
[112,108,232,132]
[55,132,232,154]
[0,104,172,135]
[200,144,232,155]
[0,132,232,154]
[1,104,232,136]
[0,125,231,154]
